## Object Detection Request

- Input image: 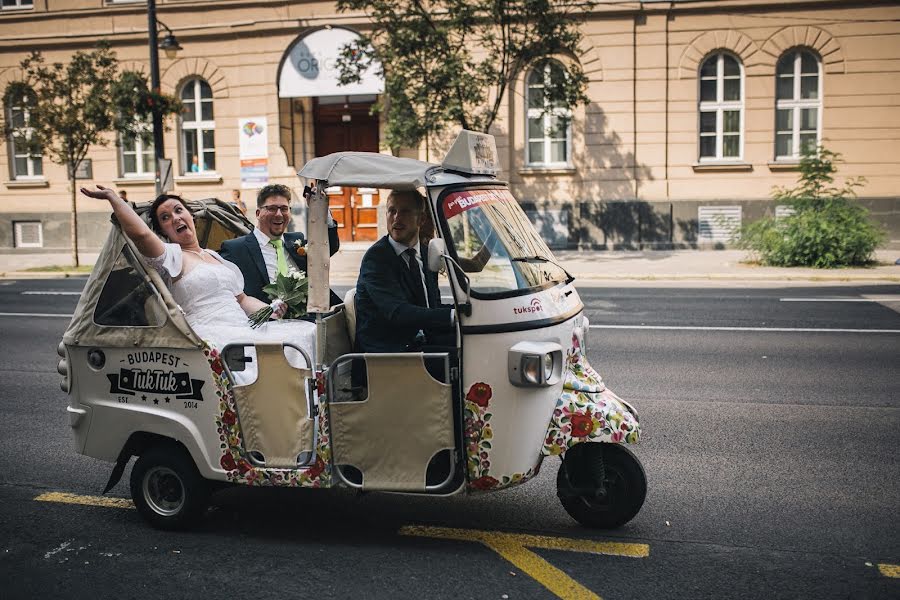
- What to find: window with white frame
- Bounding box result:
[5,87,43,179]
[179,78,216,175]
[1,0,34,10]
[119,128,155,178]
[775,49,822,160]
[526,60,572,167]
[698,52,743,161]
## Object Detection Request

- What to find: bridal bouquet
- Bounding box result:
[247,270,309,328]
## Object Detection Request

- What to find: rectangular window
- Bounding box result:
[775,50,822,160]
[13,221,42,248]
[698,53,744,162]
[1,0,34,9]
[7,102,43,179]
[525,60,572,168]
[179,79,216,175]
[120,133,155,178]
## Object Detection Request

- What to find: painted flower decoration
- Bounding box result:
[465,382,492,407]
[469,475,499,491]
[221,409,237,426]
[220,453,237,471]
[570,412,594,437]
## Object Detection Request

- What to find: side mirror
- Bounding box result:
[427,238,446,273]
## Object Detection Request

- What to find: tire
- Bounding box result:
[557,443,647,529]
[130,443,209,531]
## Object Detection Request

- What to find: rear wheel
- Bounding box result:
[556,443,646,529]
[130,443,209,530]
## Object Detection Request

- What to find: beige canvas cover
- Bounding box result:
[330,354,454,491]
[306,187,331,314]
[298,152,437,191]
[231,343,314,467]
[62,199,249,349]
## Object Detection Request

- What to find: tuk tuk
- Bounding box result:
[57,130,645,530]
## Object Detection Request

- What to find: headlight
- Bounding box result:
[508,341,563,387]
[543,353,554,380]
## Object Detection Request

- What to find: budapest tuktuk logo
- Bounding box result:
[107,352,204,403]
[514,298,544,315]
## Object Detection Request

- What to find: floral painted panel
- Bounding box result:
[206,346,332,487]
[464,381,543,492]
[542,333,641,456]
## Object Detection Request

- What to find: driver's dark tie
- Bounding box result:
[405,248,427,307]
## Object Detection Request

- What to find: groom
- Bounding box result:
[219,183,341,308]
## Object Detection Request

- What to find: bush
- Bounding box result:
[738,147,885,268]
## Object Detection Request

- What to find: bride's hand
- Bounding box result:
[270,299,287,319]
[79,184,120,203]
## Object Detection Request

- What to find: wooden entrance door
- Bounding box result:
[314,100,380,242]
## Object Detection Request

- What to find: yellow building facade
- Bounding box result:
[2,0,898,254]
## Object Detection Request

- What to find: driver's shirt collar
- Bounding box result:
[387,235,419,257]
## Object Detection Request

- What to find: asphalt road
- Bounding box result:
[0,278,898,599]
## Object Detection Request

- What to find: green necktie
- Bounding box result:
[270,238,289,277]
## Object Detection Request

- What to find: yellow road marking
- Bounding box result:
[35,492,135,510]
[879,563,900,578]
[401,526,649,600]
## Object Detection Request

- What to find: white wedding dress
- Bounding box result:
[145,243,316,378]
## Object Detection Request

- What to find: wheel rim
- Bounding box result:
[574,468,626,512]
[142,466,185,517]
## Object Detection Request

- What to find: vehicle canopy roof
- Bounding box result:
[298,153,438,190]
[63,198,249,350]
[297,129,502,190]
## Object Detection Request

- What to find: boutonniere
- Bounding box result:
[294,238,307,256]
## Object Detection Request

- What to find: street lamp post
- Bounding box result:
[147,0,181,195]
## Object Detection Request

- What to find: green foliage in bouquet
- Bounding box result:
[247,271,309,328]
[737,147,885,268]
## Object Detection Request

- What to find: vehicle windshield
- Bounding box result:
[440,188,569,295]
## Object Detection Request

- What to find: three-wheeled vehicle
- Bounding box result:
[58,130,646,530]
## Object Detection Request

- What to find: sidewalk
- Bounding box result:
[2,246,898,285]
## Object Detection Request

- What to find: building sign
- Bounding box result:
[238,116,269,189]
[278,28,384,98]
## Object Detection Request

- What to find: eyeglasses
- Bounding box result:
[261,205,291,214]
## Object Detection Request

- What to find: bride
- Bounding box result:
[80,185,316,371]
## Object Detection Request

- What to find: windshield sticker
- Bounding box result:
[443,189,508,219]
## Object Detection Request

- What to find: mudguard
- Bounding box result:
[542,332,640,456]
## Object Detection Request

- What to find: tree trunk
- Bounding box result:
[70,174,79,268]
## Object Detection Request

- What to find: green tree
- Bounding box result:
[335,0,593,156]
[738,147,885,268]
[12,43,179,267]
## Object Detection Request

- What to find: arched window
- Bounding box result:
[698,52,743,161]
[4,85,43,179]
[179,78,216,175]
[526,60,572,167]
[775,49,822,159]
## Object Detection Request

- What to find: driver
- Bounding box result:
[353,190,455,353]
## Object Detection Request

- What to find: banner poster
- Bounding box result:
[240,158,269,189]
[239,116,269,188]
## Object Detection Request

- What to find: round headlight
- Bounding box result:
[87,349,106,370]
[543,353,553,380]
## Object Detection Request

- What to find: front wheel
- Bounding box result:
[556,443,646,529]
[130,443,209,530]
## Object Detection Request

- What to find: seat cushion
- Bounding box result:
[344,288,357,347]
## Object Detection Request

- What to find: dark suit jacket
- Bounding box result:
[219,226,341,307]
[354,235,453,353]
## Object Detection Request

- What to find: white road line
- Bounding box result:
[22,291,82,296]
[590,324,900,333]
[0,312,73,318]
[780,297,900,302]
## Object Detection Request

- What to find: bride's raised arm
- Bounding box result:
[80,185,164,258]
